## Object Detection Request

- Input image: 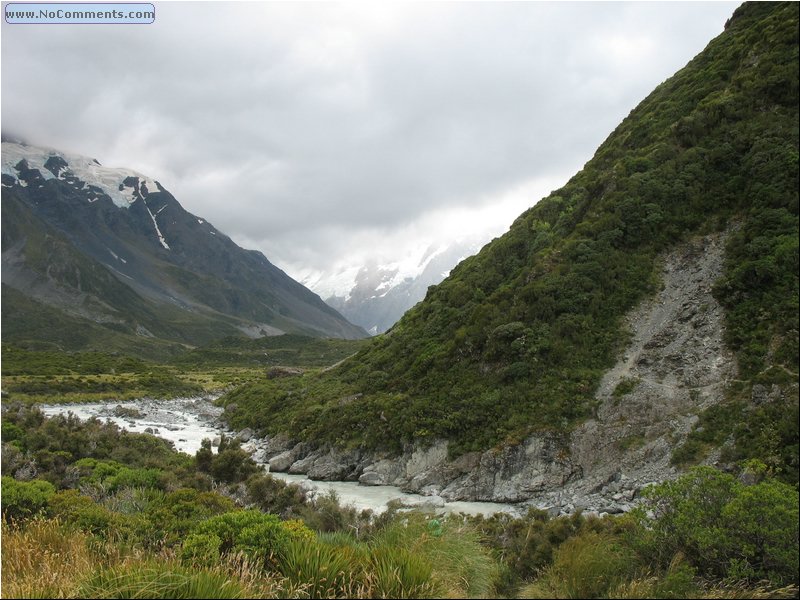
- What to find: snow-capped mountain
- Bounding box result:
[2,141,366,353]
[308,238,484,335]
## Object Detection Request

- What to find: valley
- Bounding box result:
[1,2,798,598]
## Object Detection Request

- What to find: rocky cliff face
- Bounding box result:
[248,230,740,513]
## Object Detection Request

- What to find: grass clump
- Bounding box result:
[77,561,258,599]
[519,531,637,599]
[1,518,91,599]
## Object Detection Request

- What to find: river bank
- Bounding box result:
[38,396,521,517]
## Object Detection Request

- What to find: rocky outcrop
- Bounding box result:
[250,231,738,515]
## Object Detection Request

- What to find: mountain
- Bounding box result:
[221,2,799,500]
[1,142,367,356]
[318,238,484,335]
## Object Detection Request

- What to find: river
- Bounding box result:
[39,397,520,517]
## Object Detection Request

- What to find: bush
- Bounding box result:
[195,437,260,484]
[721,479,799,584]
[636,466,799,585]
[246,474,308,519]
[182,510,312,567]
[146,488,236,548]
[1,476,56,522]
[47,490,118,537]
[298,490,373,535]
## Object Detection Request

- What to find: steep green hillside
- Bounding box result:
[222,3,798,474]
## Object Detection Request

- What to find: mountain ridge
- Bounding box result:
[1,141,367,354]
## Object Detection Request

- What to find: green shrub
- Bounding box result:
[1,476,56,522]
[721,478,799,584]
[246,473,309,518]
[47,490,117,537]
[636,466,799,585]
[195,437,260,484]
[183,510,310,567]
[181,533,223,564]
[146,488,236,548]
[298,490,373,534]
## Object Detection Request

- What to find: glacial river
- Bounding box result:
[39,397,520,517]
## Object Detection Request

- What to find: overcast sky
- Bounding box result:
[1,1,739,293]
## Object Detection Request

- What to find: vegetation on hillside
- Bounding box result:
[220,3,799,474]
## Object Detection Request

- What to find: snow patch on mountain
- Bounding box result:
[2,141,159,209]
[142,199,171,250]
[308,237,485,334]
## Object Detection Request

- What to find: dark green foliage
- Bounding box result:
[143,488,237,548]
[1,344,204,399]
[470,508,629,584]
[3,406,798,594]
[71,458,165,493]
[297,491,374,535]
[673,384,799,484]
[194,437,260,484]
[1,345,150,376]
[47,489,128,537]
[636,465,799,585]
[245,473,309,519]
[219,3,800,462]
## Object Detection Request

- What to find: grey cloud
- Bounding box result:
[2,1,739,277]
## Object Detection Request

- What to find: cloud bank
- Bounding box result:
[1,2,738,290]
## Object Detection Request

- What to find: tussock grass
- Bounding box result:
[697,583,800,599]
[77,560,266,599]
[278,538,364,599]
[518,531,637,599]
[1,518,131,599]
[371,514,498,598]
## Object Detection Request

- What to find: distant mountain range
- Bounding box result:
[311,238,484,335]
[1,141,366,357]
